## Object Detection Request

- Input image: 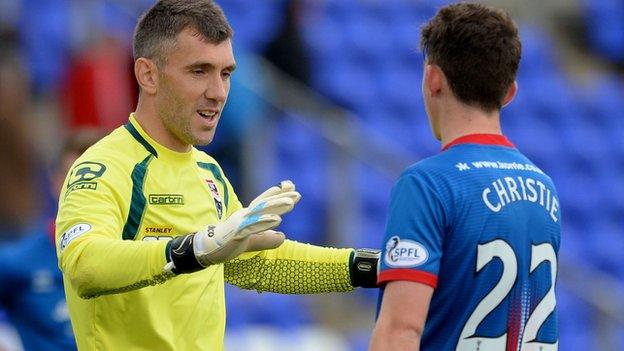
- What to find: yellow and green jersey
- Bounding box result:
[56,114,354,351]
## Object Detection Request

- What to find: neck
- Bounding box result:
[438,101,502,147]
[134,96,191,153]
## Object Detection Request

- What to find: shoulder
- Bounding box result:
[391,156,456,211]
[398,153,454,184]
[80,126,150,166]
[60,128,149,202]
[67,127,154,182]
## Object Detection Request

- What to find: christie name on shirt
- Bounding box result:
[482,176,559,222]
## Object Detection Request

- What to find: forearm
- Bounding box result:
[370,281,432,350]
[224,240,354,294]
[369,322,422,351]
[59,236,172,299]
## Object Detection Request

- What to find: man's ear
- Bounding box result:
[502,81,518,107]
[135,58,159,95]
[424,64,444,97]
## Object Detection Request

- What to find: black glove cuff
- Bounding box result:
[349,248,381,288]
[167,234,204,275]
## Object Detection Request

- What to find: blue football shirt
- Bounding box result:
[0,220,76,351]
[378,134,560,350]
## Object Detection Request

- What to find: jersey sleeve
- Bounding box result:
[223,239,354,294]
[378,171,448,289]
[56,156,172,299]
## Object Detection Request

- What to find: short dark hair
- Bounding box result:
[420,3,521,111]
[133,0,233,66]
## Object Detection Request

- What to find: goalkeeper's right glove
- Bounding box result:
[165,180,300,274]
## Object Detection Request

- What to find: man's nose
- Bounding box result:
[204,74,227,102]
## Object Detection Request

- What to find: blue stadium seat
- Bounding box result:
[518,27,559,76]
[586,220,622,276]
[355,163,392,246]
[602,174,624,219]
[19,0,73,93]
[315,60,379,110]
[559,224,584,264]
[343,16,396,62]
[377,63,424,119]
[279,199,326,245]
[576,74,624,130]
[566,121,609,155]
[217,0,283,51]
[301,13,346,61]
[225,285,312,330]
[557,288,595,350]
[557,171,602,215]
[273,115,329,244]
[582,0,624,61]
[508,120,562,167]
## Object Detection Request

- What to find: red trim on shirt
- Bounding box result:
[442,133,515,151]
[378,269,438,289]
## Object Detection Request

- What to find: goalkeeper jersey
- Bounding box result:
[56,114,354,351]
[378,134,560,350]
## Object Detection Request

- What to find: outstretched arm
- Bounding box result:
[224,240,379,293]
[57,155,298,299]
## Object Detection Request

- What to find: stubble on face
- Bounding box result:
[157,75,201,148]
[149,31,234,151]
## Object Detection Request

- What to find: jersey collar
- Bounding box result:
[126,113,195,164]
[442,133,515,151]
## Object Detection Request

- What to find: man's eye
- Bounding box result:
[192,69,204,75]
[222,71,231,79]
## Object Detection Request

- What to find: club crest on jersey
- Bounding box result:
[384,236,428,268]
[205,179,223,219]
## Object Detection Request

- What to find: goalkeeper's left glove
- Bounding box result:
[165,181,300,274]
[349,248,381,288]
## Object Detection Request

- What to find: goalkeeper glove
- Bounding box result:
[350,248,381,288]
[165,180,301,274]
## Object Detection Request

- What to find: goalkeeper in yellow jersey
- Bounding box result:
[55,0,379,350]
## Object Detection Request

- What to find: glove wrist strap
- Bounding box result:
[349,248,380,288]
[167,234,204,274]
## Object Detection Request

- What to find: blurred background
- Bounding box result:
[0,0,623,350]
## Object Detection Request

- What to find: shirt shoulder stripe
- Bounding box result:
[122,155,153,240]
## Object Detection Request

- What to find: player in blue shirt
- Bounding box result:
[0,220,74,351]
[369,3,560,351]
[0,130,102,351]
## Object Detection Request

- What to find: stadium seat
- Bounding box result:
[225,285,313,330]
[557,289,595,350]
[217,0,283,52]
[273,115,330,244]
[582,0,624,61]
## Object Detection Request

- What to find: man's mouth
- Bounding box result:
[197,110,218,119]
